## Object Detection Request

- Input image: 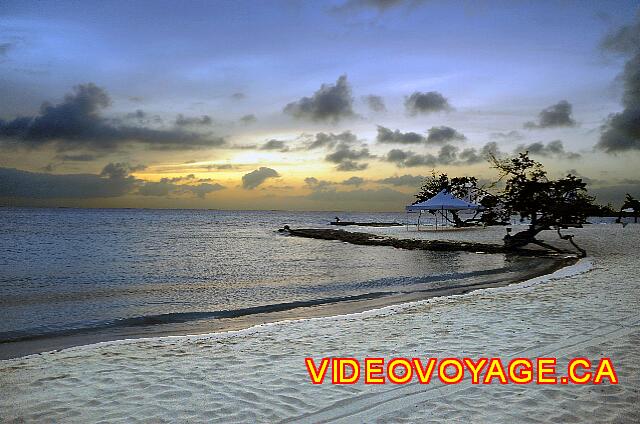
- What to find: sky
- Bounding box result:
[1,0,639,211]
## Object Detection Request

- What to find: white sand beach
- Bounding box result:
[1,224,639,423]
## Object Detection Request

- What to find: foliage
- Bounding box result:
[414,171,506,226]
[490,152,594,253]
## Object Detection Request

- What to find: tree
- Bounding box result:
[414,172,505,227]
[617,194,640,223]
[490,152,593,256]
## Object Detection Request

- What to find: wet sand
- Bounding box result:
[1,225,638,422]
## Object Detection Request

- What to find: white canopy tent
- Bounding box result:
[405,189,482,230]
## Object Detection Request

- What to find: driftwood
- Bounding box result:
[329,222,403,227]
[279,227,553,256]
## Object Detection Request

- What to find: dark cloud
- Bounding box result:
[383,149,437,168]
[437,144,458,164]
[325,143,372,171]
[384,142,500,168]
[426,126,466,144]
[260,139,289,152]
[306,131,358,150]
[457,142,501,164]
[363,95,387,112]
[336,160,368,171]
[377,174,424,187]
[376,126,425,144]
[524,100,576,129]
[342,176,365,186]
[239,114,257,124]
[596,17,640,152]
[404,91,451,116]
[514,140,581,159]
[0,84,226,151]
[304,177,335,190]
[376,125,465,145]
[242,167,280,189]
[284,75,355,122]
[175,114,213,127]
[0,163,136,199]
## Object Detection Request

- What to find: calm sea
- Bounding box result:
[0,207,511,354]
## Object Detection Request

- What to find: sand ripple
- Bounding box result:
[1,225,639,423]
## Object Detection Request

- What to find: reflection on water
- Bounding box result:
[0,208,508,341]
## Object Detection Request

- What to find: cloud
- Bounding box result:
[383,148,437,168]
[0,163,137,199]
[437,144,458,164]
[304,177,334,190]
[524,100,577,129]
[0,83,226,151]
[596,17,640,152]
[325,143,372,171]
[260,139,289,152]
[404,91,451,115]
[242,167,280,189]
[336,160,368,171]
[363,95,387,112]
[304,131,359,150]
[376,125,465,145]
[384,142,500,168]
[284,75,355,122]
[426,126,466,144]
[175,114,213,127]
[457,142,501,164]
[342,176,365,186]
[377,174,424,187]
[231,92,246,100]
[514,140,580,159]
[376,126,425,144]
[239,114,257,124]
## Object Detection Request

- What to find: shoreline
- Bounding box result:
[0,233,576,360]
[2,224,636,423]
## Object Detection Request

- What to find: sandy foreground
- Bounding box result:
[1,224,639,423]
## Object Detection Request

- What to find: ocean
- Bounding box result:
[1,207,534,358]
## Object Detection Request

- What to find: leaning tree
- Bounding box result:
[490,152,593,257]
[617,194,640,223]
